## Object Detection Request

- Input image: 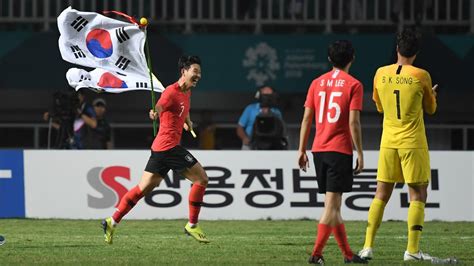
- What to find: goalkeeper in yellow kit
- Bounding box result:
[358,28,438,262]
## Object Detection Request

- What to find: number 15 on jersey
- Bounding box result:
[318,91,342,123]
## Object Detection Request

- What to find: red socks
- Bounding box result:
[111,182,206,225]
[112,185,144,223]
[333,223,354,259]
[188,183,206,224]
[312,223,332,257]
[312,223,354,259]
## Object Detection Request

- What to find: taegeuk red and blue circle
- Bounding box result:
[86,29,113,58]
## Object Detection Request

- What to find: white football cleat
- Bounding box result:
[358,247,373,260]
[404,250,433,261]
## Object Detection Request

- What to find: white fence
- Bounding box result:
[0,0,472,33]
[6,150,471,221]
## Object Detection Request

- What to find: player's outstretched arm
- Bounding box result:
[298,107,314,172]
[423,84,438,115]
[349,110,364,174]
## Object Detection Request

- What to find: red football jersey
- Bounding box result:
[304,69,363,155]
[151,82,191,151]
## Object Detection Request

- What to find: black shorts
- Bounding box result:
[145,145,198,176]
[312,152,353,194]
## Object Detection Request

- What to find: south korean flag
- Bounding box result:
[57,7,165,92]
[66,68,163,93]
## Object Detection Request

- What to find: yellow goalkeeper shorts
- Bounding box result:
[376,148,431,184]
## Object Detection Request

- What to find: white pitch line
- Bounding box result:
[0,169,12,179]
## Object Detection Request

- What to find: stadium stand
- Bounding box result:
[0,0,473,150]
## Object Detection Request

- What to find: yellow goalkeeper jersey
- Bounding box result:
[373,64,437,148]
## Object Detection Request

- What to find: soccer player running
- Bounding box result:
[298,40,367,265]
[102,55,210,244]
[358,28,438,262]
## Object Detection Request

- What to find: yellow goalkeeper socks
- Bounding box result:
[407,200,425,254]
[363,198,386,249]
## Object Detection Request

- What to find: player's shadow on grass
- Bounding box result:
[18,244,100,249]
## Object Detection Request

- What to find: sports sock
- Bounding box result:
[333,223,354,259]
[311,223,332,257]
[363,198,386,248]
[112,186,144,223]
[189,183,206,224]
[407,200,425,254]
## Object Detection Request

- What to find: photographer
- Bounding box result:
[44,89,97,149]
[71,90,98,149]
[83,98,112,149]
[236,85,286,150]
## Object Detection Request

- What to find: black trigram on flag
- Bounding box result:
[136,82,148,88]
[79,75,91,82]
[70,45,86,59]
[115,27,130,43]
[115,56,131,70]
[70,16,88,32]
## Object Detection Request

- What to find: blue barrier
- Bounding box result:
[0,150,25,218]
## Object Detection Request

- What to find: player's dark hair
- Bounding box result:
[178,55,201,71]
[328,40,354,69]
[396,28,421,58]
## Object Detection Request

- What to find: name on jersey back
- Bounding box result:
[381,76,413,85]
[319,79,346,87]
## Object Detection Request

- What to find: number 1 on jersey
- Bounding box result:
[393,89,401,119]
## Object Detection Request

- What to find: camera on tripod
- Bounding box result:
[258,93,278,108]
[252,91,287,150]
[51,91,80,121]
[47,90,81,149]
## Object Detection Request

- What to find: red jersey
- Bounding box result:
[151,82,191,151]
[304,69,363,155]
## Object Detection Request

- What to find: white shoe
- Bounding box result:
[404,250,433,261]
[358,248,373,260]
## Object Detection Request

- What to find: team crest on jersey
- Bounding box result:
[185,154,194,163]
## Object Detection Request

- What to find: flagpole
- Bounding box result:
[96,11,158,135]
[141,18,158,136]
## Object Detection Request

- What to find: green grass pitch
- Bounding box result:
[0,219,473,265]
